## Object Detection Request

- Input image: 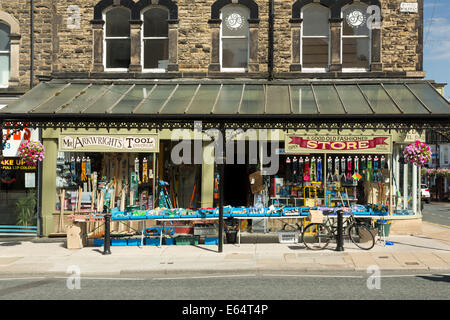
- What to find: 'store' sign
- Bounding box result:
[285,135,391,154]
[59,134,159,153]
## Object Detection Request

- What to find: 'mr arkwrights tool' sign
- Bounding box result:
[59,134,159,153]
[285,135,392,154]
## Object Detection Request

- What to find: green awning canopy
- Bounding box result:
[1,79,449,130]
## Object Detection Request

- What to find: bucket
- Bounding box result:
[225,230,237,244]
[376,220,391,237]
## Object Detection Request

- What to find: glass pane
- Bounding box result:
[342,37,370,69]
[408,83,450,114]
[2,82,67,113]
[342,4,370,36]
[302,38,328,68]
[57,84,114,114]
[383,84,429,114]
[144,39,169,69]
[222,38,248,68]
[359,84,401,114]
[335,85,372,114]
[214,85,243,114]
[161,85,198,114]
[302,5,329,37]
[186,85,220,114]
[0,53,9,87]
[221,5,249,37]
[313,85,345,114]
[290,85,317,114]
[105,8,130,37]
[111,85,155,114]
[84,85,133,113]
[106,39,130,69]
[240,85,265,114]
[33,84,88,113]
[266,86,291,114]
[143,8,169,37]
[0,23,10,51]
[135,85,176,114]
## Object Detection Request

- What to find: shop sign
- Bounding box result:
[285,135,391,154]
[59,134,159,153]
[0,158,37,170]
[2,128,39,157]
[403,130,426,143]
[400,2,418,13]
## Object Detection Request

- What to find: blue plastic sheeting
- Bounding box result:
[111,206,389,221]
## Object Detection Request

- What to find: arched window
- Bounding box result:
[142,7,169,71]
[220,5,250,71]
[341,3,370,70]
[301,4,330,70]
[0,22,10,87]
[104,7,131,70]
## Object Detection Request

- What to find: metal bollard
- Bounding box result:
[336,209,344,251]
[103,211,111,255]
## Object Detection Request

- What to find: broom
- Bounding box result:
[48,188,67,237]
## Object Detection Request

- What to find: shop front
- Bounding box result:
[0,127,39,236]
[1,79,449,247]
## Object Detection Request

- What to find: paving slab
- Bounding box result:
[412,252,450,270]
[0,257,23,266]
[432,252,450,264]
[224,253,254,260]
[391,252,428,270]
[349,253,378,270]
[370,253,404,270]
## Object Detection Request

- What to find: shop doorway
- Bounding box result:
[224,164,249,207]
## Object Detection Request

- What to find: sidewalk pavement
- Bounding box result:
[0,222,449,277]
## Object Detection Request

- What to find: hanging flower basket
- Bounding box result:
[17,140,45,166]
[423,168,450,178]
[402,140,431,167]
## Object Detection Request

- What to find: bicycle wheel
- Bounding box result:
[348,224,375,250]
[302,223,332,250]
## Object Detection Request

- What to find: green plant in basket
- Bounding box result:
[16,190,37,226]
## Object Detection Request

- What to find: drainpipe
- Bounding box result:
[30,0,43,237]
[30,0,34,88]
[268,0,274,81]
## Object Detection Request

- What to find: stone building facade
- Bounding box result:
[0,0,425,88]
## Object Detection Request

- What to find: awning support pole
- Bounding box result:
[218,122,225,253]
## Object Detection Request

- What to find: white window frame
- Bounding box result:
[141,6,169,73]
[219,5,249,73]
[0,22,10,88]
[103,7,131,72]
[340,5,371,73]
[300,5,330,73]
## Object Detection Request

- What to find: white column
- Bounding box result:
[412,164,418,214]
[394,147,400,210]
[403,162,408,210]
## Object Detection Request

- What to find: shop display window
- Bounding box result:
[270,152,390,211]
[55,152,156,213]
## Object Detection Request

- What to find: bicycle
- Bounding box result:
[302,210,375,250]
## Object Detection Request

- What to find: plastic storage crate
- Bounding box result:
[164,237,175,245]
[93,238,104,247]
[127,238,141,246]
[194,225,217,236]
[278,231,299,244]
[175,235,199,245]
[145,237,161,246]
[204,237,219,245]
[111,238,127,246]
